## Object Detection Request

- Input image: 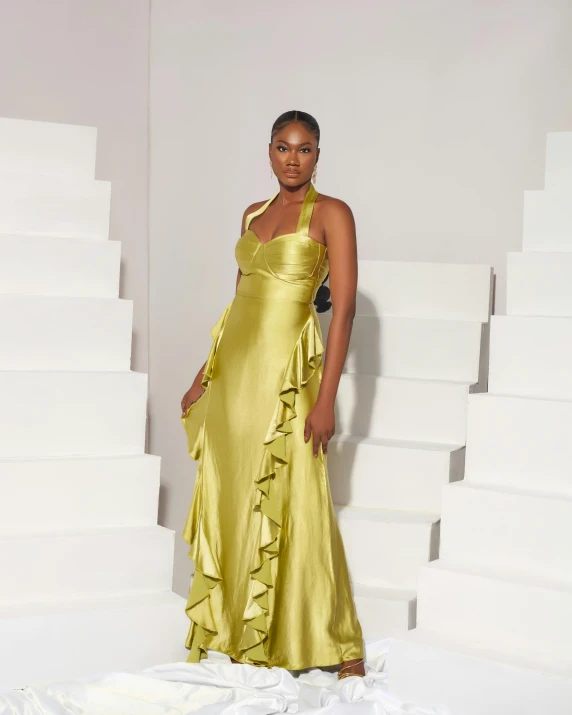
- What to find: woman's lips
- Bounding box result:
[284,170,299,176]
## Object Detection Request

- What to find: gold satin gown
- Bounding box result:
[181,182,364,670]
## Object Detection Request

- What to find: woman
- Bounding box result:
[180,110,365,679]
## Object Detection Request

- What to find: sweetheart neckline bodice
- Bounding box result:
[241,228,328,251]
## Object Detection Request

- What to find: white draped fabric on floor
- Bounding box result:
[0,640,448,715]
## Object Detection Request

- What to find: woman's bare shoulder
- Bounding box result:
[314,192,355,224]
[240,198,269,232]
[243,198,268,218]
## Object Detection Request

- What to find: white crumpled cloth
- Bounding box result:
[0,640,450,715]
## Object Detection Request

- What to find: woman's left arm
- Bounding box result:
[304,199,357,457]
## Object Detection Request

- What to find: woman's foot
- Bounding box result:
[338,657,365,680]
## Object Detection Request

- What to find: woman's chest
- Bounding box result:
[235,231,328,283]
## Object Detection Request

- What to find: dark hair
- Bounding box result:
[314,275,331,313]
[270,110,320,146]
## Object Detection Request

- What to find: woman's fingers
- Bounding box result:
[313,431,321,457]
[305,418,331,457]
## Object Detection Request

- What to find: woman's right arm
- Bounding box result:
[181,360,207,416]
[181,203,255,417]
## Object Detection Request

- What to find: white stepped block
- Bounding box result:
[320,313,482,383]
[545,131,572,189]
[0,234,120,297]
[0,173,110,239]
[0,455,160,534]
[507,252,572,317]
[489,315,572,399]
[388,629,572,715]
[0,296,132,370]
[353,584,416,639]
[440,482,572,582]
[329,435,464,513]
[0,525,174,604]
[336,505,439,589]
[356,260,492,321]
[0,591,188,689]
[416,560,572,670]
[336,373,470,445]
[0,117,97,179]
[0,371,147,457]
[523,189,572,252]
[466,393,572,495]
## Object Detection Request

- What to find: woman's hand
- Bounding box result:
[304,399,335,457]
[181,383,205,417]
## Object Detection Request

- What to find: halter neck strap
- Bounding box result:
[245,192,279,231]
[296,182,318,236]
[245,183,319,236]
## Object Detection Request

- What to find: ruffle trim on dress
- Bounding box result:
[182,299,233,662]
[238,311,325,665]
[181,300,233,462]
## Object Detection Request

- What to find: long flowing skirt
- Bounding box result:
[181,292,364,670]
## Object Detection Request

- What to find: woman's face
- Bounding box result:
[269,122,319,187]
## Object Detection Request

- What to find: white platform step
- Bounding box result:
[0,371,147,457]
[0,295,132,370]
[336,373,470,445]
[488,315,572,399]
[0,590,188,690]
[440,482,572,582]
[0,234,120,297]
[0,455,160,534]
[0,525,174,604]
[523,188,572,252]
[0,172,110,239]
[356,260,492,321]
[507,251,572,317]
[353,583,416,639]
[320,313,483,383]
[335,505,439,590]
[465,393,572,495]
[545,131,572,190]
[416,560,572,670]
[329,435,464,513]
[388,628,572,715]
[0,117,96,179]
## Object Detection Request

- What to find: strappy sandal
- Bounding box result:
[338,658,365,680]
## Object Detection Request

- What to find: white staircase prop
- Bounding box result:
[0,235,120,297]
[466,393,572,495]
[507,251,572,317]
[328,436,464,513]
[0,295,133,371]
[0,118,187,690]
[0,371,147,457]
[388,131,572,714]
[320,259,492,641]
[0,456,160,533]
[489,315,572,399]
[0,172,111,239]
[0,117,96,178]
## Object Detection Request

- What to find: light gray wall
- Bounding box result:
[0,0,151,372]
[149,0,572,595]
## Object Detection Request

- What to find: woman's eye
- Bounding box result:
[277,146,286,152]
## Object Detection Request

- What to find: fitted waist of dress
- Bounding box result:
[236,273,315,305]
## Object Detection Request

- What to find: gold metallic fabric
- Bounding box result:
[181,183,364,670]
